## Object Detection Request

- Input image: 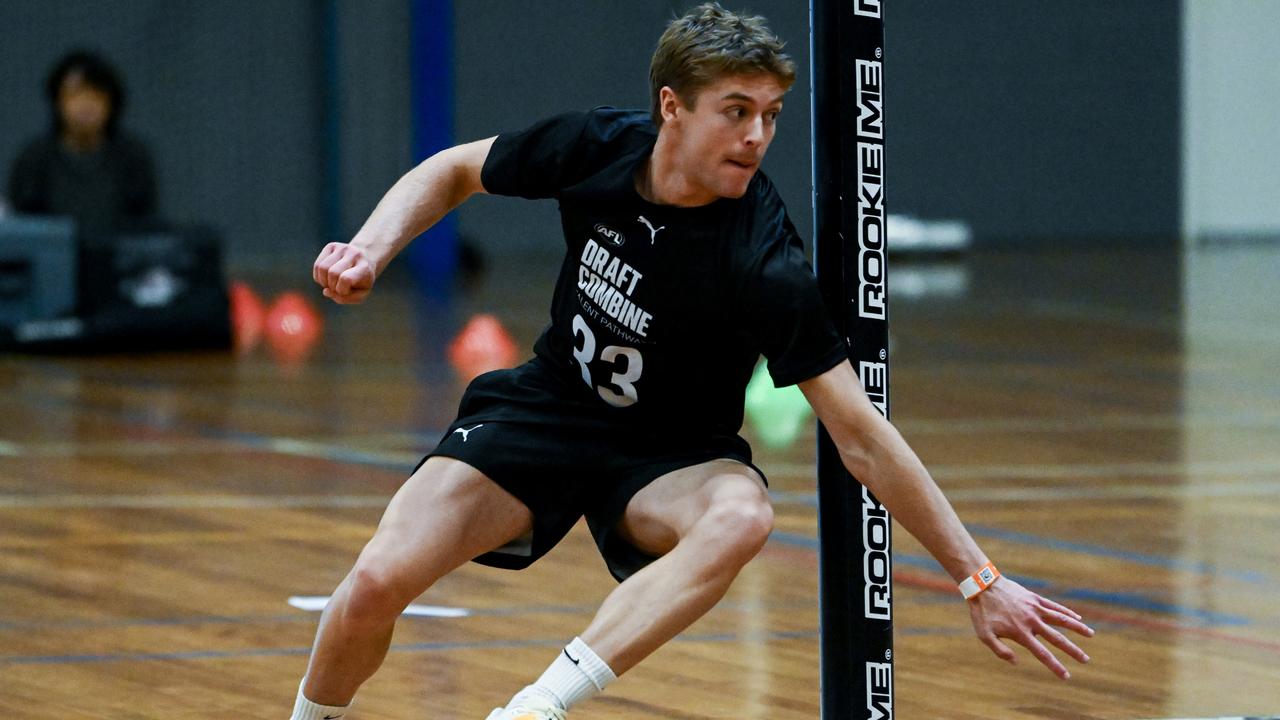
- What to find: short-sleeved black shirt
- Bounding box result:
[480,108,846,436]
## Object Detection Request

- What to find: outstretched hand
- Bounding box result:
[313,242,376,304]
[967,577,1094,679]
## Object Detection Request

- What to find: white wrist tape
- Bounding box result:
[959,562,1001,600]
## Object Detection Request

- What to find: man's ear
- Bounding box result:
[659,86,684,125]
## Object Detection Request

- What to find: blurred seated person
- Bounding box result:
[7,49,157,234]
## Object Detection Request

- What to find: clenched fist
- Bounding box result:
[313,242,376,304]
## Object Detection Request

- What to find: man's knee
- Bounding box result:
[342,544,425,622]
[697,481,774,565]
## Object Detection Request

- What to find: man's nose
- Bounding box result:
[743,115,766,146]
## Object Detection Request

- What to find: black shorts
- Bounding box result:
[421,361,765,581]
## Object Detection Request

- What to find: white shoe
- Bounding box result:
[484,695,567,720]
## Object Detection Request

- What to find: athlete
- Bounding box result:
[293,4,1094,719]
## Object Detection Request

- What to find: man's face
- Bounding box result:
[58,72,111,140]
[660,73,787,202]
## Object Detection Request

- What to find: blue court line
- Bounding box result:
[1051,588,1249,626]
[0,605,597,633]
[966,523,1268,584]
[0,626,972,666]
[768,494,1269,586]
[0,597,834,634]
[0,613,305,632]
[221,431,419,472]
[765,531,1251,627]
[8,368,441,452]
[0,625,819,666]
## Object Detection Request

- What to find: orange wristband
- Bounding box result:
[958,562,1001,600]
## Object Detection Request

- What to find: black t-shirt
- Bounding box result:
[481,107,846,435]
[7,132,156,234]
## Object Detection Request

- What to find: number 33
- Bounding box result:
[572,314,643,407]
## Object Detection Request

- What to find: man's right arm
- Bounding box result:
[313,136,496,304]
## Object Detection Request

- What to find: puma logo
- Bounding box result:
[637,215,666,244]
[452,424,484,442]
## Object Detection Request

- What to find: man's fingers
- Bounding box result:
[322,286,369,305]
[325,255,353,286]
[980,634,1018,665]
[1036,621,1090,664]
[1042,609,1095,638]
[1038,595,1083,621]
[1019,632,1070,680]
[313,247,333,287]
[313,243,343,287]
[335,266,370,295]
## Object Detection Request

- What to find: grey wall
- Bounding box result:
[330,2,414,244]
[887,1,1182,247]
[1183,0,1280,244]
[454,1,1183,251]
[0,1,325,273]
[0,0,413,277]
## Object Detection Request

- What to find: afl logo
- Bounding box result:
[595,224,625,247]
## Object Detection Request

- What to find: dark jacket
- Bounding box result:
[7,132,156,233]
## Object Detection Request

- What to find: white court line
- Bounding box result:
[288,596,469,618]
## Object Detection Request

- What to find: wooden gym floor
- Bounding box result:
[1,245,1277,719]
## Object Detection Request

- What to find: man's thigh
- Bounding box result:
[615,458,767,557]
[361,456,535,584]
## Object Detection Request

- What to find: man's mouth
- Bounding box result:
[726,158,757,170]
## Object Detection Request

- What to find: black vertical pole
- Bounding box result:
[811,1,893,718]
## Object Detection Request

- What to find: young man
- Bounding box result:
[300,4,1094,719]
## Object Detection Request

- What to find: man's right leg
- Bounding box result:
[299,456,534,706]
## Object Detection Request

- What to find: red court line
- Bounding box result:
[890,569,1280,655]
[760,544,1280,655]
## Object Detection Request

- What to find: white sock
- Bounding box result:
[511,637,617,710]
[290,679,352,720]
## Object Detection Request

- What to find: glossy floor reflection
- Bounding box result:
[0,246,1277,719]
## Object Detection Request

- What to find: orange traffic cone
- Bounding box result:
[447,313,519,381]
[228,281,266,355]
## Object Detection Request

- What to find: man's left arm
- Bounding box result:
[798,360,1095,679]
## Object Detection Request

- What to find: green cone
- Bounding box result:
[744,360,813,449]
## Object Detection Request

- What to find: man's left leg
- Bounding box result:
[492,459,772,717]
